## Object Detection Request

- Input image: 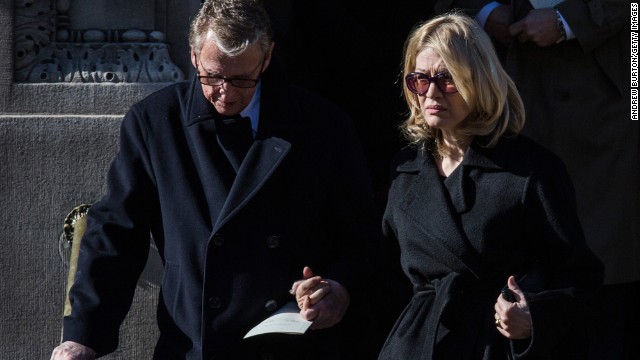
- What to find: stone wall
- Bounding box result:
[0,1,200,358]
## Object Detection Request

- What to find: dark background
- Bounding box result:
[265,0,436,209]
[264,2,436,357]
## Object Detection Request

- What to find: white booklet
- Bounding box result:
[529,0,564,8]
[244,301,313,339]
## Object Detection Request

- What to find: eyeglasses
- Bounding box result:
[405,71,458,95]
[196,57,264,88]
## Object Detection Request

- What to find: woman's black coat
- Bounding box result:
[379,135,603,360]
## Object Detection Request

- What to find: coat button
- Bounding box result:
[266,235,280,249]
[264,299,278,312]
[261,353,274,360]
[208,296,222,309]
[212,233,225,246]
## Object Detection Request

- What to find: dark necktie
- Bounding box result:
[215,115,253,171]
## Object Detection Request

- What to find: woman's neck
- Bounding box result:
[434,132,472,177]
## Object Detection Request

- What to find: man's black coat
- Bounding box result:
[63,60,382,359]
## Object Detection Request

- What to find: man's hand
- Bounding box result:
[485,5,512,46]
[290,266,350,329]
[509,8,563,47]
[50,341,96,360]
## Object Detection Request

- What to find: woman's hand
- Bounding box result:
[494,275,532,339]
[290,266,350,329]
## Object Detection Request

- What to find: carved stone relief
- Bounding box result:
[14,0,184,83]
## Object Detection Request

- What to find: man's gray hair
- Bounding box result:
[189,0,273,56]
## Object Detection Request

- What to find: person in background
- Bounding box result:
[432,1,637,358]
[50,0,381,359]
[378,12,603,359]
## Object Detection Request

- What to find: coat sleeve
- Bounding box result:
[511,153,604,359]
[62,104,158,357]
[558,0,629,53]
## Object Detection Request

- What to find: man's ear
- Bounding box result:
[190,49,198,69]
[262,42,275,72]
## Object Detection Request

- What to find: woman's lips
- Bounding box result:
[426,105,446,114]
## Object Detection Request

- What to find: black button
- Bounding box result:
[264,299,278,312]
[266,235,280,249]
[208,296,222,309]
[261,353,274,360]
[212,233,225,246]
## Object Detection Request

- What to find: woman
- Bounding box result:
[378,13,603,360]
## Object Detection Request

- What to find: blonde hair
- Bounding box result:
[400,12,524,150]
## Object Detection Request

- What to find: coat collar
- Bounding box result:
[396,139,507,173]
[184,54,292,130]
[447,140,508,214]
[396,150,481,279]
[181,59,294,232]
[461,139,507,170]
[393,138,514,278]
[185,75,218,126]
[183,76,261,135]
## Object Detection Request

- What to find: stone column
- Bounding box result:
[0,1,200,358]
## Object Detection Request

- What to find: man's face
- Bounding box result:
[192,35,271,116]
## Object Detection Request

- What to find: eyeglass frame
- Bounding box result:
[405,71,458,95]
[195,55,265,88]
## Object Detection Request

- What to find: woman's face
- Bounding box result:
[413,47,471,132]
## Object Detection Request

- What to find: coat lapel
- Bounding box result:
[443,142,504,214]
[402,142,507,275]
[214,136,290,230]
[213,59,296,230]
[183,77,293,231]
[184,78,236,226]
[397,148,480,277]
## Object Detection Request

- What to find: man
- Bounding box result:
[51,0,381,359]
[433,1,637,359]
